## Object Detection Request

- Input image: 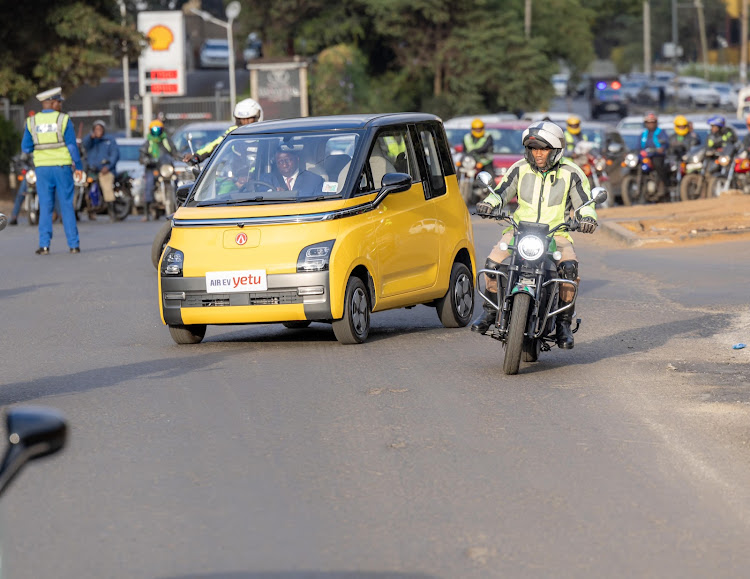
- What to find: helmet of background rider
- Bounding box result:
[673,115,689,136]
[149,119,164,137]
[471,118,485,138]
[522,121,565,171]
[643,112,658,127]
[566,115,581,135]
[234,98,264,122]
[707,115,725,128]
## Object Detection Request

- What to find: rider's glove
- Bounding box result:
[579,216,598,234]
[476,201,496,218]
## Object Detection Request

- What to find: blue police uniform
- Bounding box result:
[21,88,83,252]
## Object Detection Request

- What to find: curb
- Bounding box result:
[598,220,672,247]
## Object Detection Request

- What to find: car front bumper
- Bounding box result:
[160,271,332,326]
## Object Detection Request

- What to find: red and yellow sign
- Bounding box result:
[147,25,174,51]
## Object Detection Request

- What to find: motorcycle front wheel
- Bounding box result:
[114,194,133,221]
[503,293,531,375]
[680,173,705,201]
[706,176,729,198]
[619,175,639,206]
[27,194,39,226]
[522,336,540,362]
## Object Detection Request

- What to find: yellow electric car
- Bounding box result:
[158,113,476,344]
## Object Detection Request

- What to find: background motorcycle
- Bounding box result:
[571,141,609,207]
[456,152,490,205]
[148,159,178,219]
[705,144,738,198]
[474,172,607,375]
[619,147,667,205]
[75,169,134,221]
[680,146,728,201]
[730,150,750,194]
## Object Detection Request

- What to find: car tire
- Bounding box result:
[152,220,172,270]
[437,262,474,328]
[168,324,206,345]
[282,321,311,329]
[332,276,370,344]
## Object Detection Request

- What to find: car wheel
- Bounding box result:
[437,262,474,328]
[282,321,311,329]
[168,324,206,345]
[152,220,172,270]
[332,276,370,344]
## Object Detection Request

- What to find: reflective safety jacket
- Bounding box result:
[640,127,666,151]
[482,157,597,242]
[196,125,237,158]
[139,134,179,167]
[463,133,493,166]
[383,135,406,159]
[706,127,738,150]
[564,130,587,155]
[25,111,72,166]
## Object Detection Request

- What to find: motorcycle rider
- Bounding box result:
[463,119,495,178]
[563,115,587,157]
[182,98,264,164]
[639,111,669,190]
[139,119,180,221]
[705,115,737,152]
[668,115,700,158]
[741,114,750,152]
[472,121,598,349]
[81,120,120,221]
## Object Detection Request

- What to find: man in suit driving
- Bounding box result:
[273,147,324,198]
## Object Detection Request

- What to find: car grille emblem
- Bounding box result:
[235,232,248,246]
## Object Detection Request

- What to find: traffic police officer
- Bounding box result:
[21,87,83,254]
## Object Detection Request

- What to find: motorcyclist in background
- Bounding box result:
[563,115,587,157]
[81,120,120,221]
[668,115,700,159]
[640,112,669,190]
[182,98,264,164]
[705,115,737,152]
[463,119,495,178]
[740,114,750,153]
[139,120,180,221]
[472,121,598,349]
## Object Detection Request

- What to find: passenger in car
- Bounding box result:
[272,147,324,197]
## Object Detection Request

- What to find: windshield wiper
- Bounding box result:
[197,196,297,206]
[299,195,342,202]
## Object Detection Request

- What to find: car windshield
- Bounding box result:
[172,126,230,155]
[579,128,605,148]
[190,131,360,205]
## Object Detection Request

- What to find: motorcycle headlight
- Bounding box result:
[25,169,36,185]
[297,240,335,272]
[160,164,175,179]
[517,235,545,261]
[595,159,606,172]
[625,154,637,168]
[161,247,183,276]
[462,155,477,171]
[689,155,701,164]
[718,155,730,166]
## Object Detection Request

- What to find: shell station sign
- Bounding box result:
[137,11,186,96]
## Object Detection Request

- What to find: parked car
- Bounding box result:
[709,82,738,109]
[621,79,648,102]
[158,113,477,345]
[674,77,721,107]
[590,81,628,119]
[199,39,230,69]
[444,113,518,147]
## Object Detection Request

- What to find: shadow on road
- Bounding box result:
[0,352,238,407]
[160,572,439,579]
[0,283,60,299]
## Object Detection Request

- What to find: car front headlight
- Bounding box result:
[160,164,175,179]
[297,240,335,272]
[161,247,184,276]
[517,235,545,261]
[25,169,36,185]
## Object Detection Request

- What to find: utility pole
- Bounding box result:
[695,0,710,80]
[672,0,678,71]
[741,0,748,86]
[525,0,531,39]
[643,0,652,76]
[117,0,131,137]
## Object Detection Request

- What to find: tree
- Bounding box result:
[0,1,144,103]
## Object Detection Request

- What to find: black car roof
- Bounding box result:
[232,113,442,135]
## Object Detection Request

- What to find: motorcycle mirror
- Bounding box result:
[187,133,194,155]
[0,406,67,498]
[591,186,608,205]
[0,213,7,231]
[477,171,494,187]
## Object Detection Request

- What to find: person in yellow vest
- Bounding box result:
[473,121,598,349]
[182,98,264,164]
[463,119,495,177]
[21,87,83,255]
[563,115,587,157]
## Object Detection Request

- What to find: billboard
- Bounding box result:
[248,61,309,119]
[138,11,186,97]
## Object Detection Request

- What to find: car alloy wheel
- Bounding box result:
[350,287,368,336]
[454,271,473,319]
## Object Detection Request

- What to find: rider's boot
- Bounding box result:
[107,202,116,222]
[470,290,498,334]
[555,302,575,349]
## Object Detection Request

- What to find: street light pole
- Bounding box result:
[190,2,241,117]
[741,0,748,86]
[117,0,131,137]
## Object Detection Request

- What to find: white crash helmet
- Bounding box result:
[522,121,565,171]
[233,98,263,122]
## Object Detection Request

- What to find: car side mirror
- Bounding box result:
[176,183,194,206]
[0,406,67,497]
[374,172,412,206]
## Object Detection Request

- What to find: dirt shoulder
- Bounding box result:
[597,193,750,247]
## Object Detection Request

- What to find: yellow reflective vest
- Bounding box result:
[483,157,597,242]
[196,125,237,157]
[26,111,72,166]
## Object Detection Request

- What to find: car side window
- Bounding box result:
[418,126,447,198]
[364,128,420,191]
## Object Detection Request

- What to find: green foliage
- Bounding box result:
[311,44,369,115]
[0,118,20,175]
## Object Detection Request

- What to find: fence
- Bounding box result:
[1,99,27,134]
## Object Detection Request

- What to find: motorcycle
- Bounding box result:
[148,159,179,219]
[571,141,609,207]
[74,169,134,221]
[679,146,732,201]
[456,152,491,205]
[730,150,750,194]
[474,172,607,375]
[705,145,739,198]
[619,147,667,205]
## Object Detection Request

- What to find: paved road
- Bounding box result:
[0,216,748,577]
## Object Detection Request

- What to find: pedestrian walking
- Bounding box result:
[21,87,83,254]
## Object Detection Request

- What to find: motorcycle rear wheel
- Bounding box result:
[680,173,705,201]
[503,293,531,375]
